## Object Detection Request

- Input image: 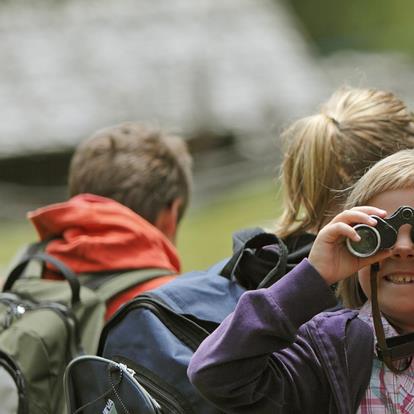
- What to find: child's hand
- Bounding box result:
[308,207,392,285]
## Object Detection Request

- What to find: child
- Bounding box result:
[188,149,414,413]
[29,122,192,320]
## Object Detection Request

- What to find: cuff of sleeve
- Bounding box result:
[264,258,338,329]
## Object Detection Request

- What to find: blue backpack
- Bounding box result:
[98,229,313,413]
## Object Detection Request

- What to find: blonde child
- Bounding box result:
[189,149,414,413]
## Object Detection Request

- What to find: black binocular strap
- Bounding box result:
[370,263,412,373]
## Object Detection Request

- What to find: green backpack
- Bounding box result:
[0,251,171,414]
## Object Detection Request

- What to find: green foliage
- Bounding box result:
[0,220,36,274]
[289,0,414,55]
[178,178,281,272]
[0,179,281,275]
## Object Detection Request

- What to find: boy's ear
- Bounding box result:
[154,198,183,244]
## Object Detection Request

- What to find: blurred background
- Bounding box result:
[1,0,414,274]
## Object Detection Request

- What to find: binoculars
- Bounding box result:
[346,206,414,258]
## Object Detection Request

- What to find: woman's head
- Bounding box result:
[276,87,414,239]
[338,150,414,331]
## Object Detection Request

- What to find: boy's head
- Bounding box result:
[338,149,414,311]
[68,122,192,233]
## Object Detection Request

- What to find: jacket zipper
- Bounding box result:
[305,324,349,414]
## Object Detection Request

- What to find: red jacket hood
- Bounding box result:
[28,194,181,274]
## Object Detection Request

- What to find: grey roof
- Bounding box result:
[0,0,327,158]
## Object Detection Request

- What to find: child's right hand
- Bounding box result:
[308,206,392,285]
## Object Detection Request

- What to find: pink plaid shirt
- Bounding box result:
[357,302,414,413]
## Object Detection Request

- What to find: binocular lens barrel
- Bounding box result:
[346,224,381,258]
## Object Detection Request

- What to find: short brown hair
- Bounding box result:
[276,87,414,239]
[68,122,192,224]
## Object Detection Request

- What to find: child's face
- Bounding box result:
[358,188,414,333]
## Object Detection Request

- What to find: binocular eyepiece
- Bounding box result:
[346,206,414,257]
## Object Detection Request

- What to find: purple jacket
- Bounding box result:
[188,259,374,414]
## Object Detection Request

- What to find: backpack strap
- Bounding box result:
[220,228,289,289]
[3,252,81,305]
[79,268,174,302]
[220,229,279,277]
[370,263,414,373]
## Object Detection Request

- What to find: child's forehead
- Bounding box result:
[366,188,414,213]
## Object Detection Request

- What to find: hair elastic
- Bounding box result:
[323,113,340,128]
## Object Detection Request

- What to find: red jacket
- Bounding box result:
[28,194,179,320]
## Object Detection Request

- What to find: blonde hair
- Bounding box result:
[275,87,414,239]
[338,149,414,308]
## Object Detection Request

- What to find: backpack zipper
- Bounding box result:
[117,363,163,413]
[100,295,209,354]
[0,294,82,360]
[99,295,218,414]
[0,294,35,329]
[115,356,191,414]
